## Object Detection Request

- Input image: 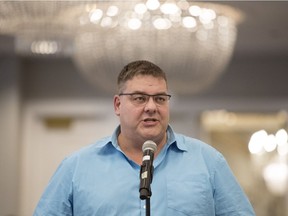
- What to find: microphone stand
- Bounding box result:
[146,198,151,216]
[139,164,154,216]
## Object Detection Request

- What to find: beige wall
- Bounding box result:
[0,57,21,216]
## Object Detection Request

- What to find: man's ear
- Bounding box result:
[114,95,121,116]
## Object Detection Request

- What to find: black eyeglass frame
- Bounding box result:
[118,92,171,105]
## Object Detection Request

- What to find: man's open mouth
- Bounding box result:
[144,118,157,122]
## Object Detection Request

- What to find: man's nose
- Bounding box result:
[144,96,157,111]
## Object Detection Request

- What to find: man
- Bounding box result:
[34,60,255,215]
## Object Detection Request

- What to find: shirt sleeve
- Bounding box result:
[33,157,74,216]
[213,154,255,216]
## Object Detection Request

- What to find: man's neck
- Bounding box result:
[117,132,167,165]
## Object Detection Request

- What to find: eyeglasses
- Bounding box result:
[119,93,171,106]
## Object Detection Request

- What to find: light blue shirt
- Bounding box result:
[34,125,255,216]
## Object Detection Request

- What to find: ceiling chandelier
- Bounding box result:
[0,1,243,95]
[0,1,81,56]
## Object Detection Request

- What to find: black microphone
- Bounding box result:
[139,140,157,200]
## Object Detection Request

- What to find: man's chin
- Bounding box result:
[141,133,163,143]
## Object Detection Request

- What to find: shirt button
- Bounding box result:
[143,205,146,209]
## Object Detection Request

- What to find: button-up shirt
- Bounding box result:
[33,125,255,216]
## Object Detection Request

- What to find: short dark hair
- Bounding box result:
[117,60,167,92]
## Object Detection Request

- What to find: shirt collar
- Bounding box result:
[166,125,188,152]
[107,125,187,152]
[111,125,121,150]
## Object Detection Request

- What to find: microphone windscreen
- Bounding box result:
[142,140,157,152]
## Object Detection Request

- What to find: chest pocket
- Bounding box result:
[167,175,214,216]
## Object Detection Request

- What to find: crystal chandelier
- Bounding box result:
[72,1,243,95]
[0,1,82,56]
[0,1,243,95]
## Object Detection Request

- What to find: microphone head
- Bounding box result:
[142,140,157,153]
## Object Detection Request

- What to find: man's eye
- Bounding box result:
[133,95,146,101]
[155,96,166,102]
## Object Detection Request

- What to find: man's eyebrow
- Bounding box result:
[130,91,168,95]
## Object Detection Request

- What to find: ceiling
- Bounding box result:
[189,1,288,99]
[0,1,287,55]
[223,1,288,56]
[0,1,288,98]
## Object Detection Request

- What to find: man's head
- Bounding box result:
[114,60,170,148]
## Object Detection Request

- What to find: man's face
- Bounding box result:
[114,75,170,144]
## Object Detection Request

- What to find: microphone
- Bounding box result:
[139,140,157,200]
